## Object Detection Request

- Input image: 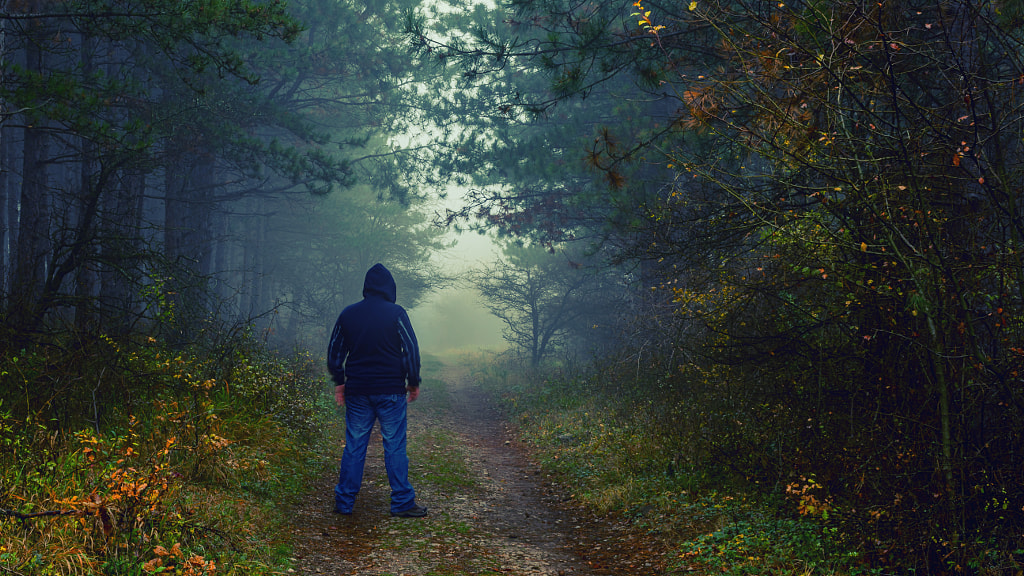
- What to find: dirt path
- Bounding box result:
[285,365,668,575]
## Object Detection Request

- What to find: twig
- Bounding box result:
[0,564,28,576]
[0,508,80,521]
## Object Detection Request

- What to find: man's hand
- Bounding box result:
[406,385,419,403]
[334,384,345,407]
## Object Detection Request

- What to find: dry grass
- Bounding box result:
[0,341,332,576]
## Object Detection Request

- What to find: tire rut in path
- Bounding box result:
[286,365,667,575]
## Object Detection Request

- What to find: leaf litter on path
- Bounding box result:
[286,365,671,575]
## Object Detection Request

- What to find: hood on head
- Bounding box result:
[363,263,397,303]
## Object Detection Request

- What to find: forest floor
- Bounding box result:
[284,363,674,576]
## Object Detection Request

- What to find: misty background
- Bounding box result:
[410,208,505,356]
[2,0,1024,572]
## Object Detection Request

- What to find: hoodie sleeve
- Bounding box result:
[397,311,421,387]
[326,314,348,385]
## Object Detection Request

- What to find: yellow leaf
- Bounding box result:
[860,242,868,252]
[689,1,697,10]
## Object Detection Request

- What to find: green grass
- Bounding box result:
[409,428,478,491]
[0,340,339,576]
[408,371,478,493]
[672,515,875,576]
[473,356,880,576]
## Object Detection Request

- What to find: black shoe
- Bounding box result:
[333,508,352,515]
[391,504,427,518]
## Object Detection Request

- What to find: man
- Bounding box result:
[327,263,427,518]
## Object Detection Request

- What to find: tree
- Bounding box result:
[473,241,621,366]
[640,2,1024,562]
[405,0,707,247]
[0,0,455,345]
[149,0,457,339]
[249,182,451,348]
[0,0,305,337]
[412,0,1024,568]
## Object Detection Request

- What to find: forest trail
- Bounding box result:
[284,363,670,575]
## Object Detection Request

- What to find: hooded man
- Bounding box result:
[327,263,427,518]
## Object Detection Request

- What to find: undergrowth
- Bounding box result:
[467,352,883,576]
[0,333,339,575]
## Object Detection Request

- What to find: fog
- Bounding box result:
[411,227,507,357]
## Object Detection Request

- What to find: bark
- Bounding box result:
[240,198,266,321]
[0,13,7,305]
[99,170,146,335]
[9,1,50,334]
[0,125,10,305]
[164,149,216,333]
[12,117,49,331]
[74,35,99,332]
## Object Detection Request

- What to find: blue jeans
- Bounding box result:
[334,394,416,514]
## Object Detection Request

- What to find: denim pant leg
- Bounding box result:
[373,394,416,513]
[334,395,375,512]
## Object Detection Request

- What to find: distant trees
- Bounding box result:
[0,0,449,347]
[472,242,623,366]
[1,0,307,332]
[255,182,449,347]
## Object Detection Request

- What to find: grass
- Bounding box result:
[0,339,340,576]
[471,354,882,576]
[409,427,477,492]
[409,368,479,493]
[359,356,526,576]
[2,341,878,575]
[0,340,882,576]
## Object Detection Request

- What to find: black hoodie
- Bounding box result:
[326,264,421,396]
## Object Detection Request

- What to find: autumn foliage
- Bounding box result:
[633,0,1024,571]
[413,0,1024,571]
[0,334,332,575]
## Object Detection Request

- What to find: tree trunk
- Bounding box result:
[164,150,216,335]
[0,13,7,306]
[74,35,99,333]
[12,142,49,333]
[0,125,10,307]
[240,198,267,321]
[100,170,146,335]
[192,156,214,283]
[8,2,54,335]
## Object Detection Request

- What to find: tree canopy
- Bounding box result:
[410,0,1024,569]
[0,0,454,346]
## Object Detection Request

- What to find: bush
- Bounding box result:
[475,353,896,575]
[0,331,337,575]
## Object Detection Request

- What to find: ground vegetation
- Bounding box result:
[0,330,336,575]
[410,0,1024,572]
